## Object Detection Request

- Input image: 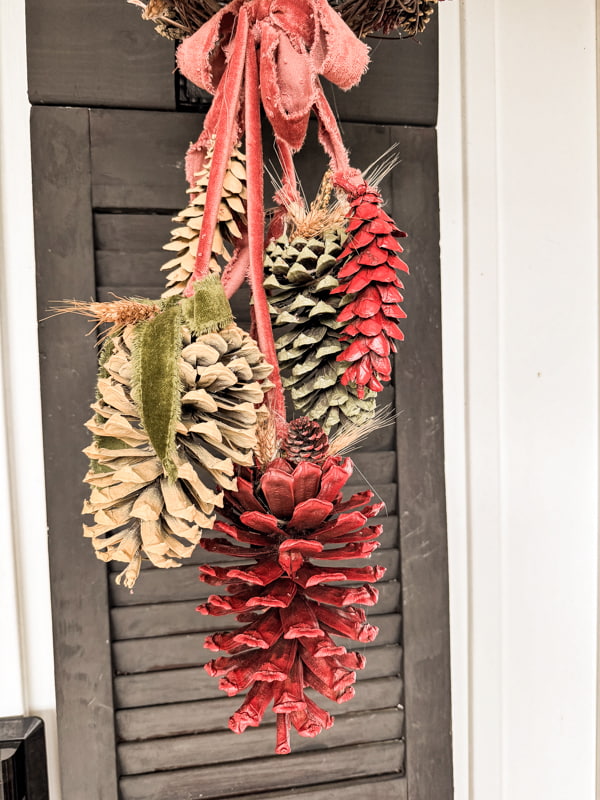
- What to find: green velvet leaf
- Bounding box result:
[181,274,234,336]
[94,436,130,451]
[132,299,183,482]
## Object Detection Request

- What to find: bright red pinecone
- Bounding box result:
[197,453,385,754]
[332,183,408,397]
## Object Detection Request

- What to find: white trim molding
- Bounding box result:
[0,0,61,797]
[439,1,599,798]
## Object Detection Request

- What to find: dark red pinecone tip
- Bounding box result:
[282,418,330,464]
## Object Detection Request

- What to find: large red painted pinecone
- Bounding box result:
[332,184,408,397]
[197,453,385,754]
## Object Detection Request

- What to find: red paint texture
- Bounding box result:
[197,454,385,753]
[333,183,409,396]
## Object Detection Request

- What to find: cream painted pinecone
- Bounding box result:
[161,142,247,297]
[83,323,273,587]
[264,229,376,434]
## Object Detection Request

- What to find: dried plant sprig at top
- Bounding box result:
[127,0,442,39]
[47,297,162,340]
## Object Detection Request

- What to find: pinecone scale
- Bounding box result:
[265,229,376,433]
[162,141,247,297]
[197,447,386,753]
[83,319,273,587]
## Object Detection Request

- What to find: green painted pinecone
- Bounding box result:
[264,229,376,434]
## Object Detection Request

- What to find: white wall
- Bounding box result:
[439,1,599,799]
[0,0,61,798]
[0,1,598,799]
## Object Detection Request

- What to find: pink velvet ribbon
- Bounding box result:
[175,0,370,426]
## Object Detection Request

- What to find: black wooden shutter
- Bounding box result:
[28,4,452,799]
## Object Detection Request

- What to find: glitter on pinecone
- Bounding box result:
[161,140,247,297]
[82,313,273,587]
[197,447,385,753]
[264,228,376,433]
[332,182,408,397]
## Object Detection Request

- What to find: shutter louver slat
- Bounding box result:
[119,740,405,800]
[118,708,404,774]
[111,580,400,640]
[116,675,403,741]
[230,773,408,800]
[109,548,400,606]
[112,614,402,674]
[114,645,404,708]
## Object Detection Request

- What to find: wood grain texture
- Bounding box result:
[26,0,437,124]
[90,110,202,209]
[107,510,399,575]
[390,126,453,799]
[94,212,176,252]
[237,774,407,800]
[109,548,400,607]
[322,18,438,126]
[26,0,175,108]
[114,645,403,708]
[115,675,403,740]
[32,106,119,800]
[112,614,402,674]
[118,708,404,774]
[119,739,405,800]
[89,113,414,212]
[111,580,400,640]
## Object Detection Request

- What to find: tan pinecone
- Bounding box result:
[83,322,273,587]
[161,141,247,297]
[264,229,376,434]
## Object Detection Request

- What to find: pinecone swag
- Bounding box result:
[197,439,386,753]
[162,140,247,297]
[332,182,409,397]
[80,278,273,587]
[265,228,376,433]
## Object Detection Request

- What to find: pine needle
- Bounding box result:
[362,144,402,189]
[327,404,400,457]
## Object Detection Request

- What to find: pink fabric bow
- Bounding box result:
[178,0,369,163]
